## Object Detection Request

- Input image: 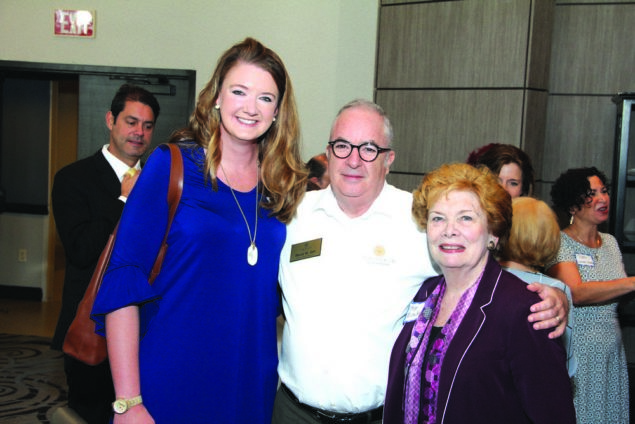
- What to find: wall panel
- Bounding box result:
[543,95,615,182]
[376,0,635,275]
[549,4,635,94]
[377,0,532,88]
[557,0,633,4]
[382,0,436,4]
[526,0,555,89]
[377,89,525,173]
[522,89,549,178]
[386,173,425,194]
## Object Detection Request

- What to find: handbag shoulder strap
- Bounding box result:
[165,143,184,233]
[149,143,184,283]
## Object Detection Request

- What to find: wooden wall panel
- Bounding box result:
[377,0,532,88]
[386,173,425,194]
[557,0,632,4]
[382,0,436,4]
[384,90,548,193]
[549,4,635,94]
[526,0,555,89]
[376,0,634,272]
[522,89,549,179]
[532,182,551,204]
[377,89,525,173]
[543,95,615,182]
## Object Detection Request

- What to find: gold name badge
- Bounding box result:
[290,238,322,262]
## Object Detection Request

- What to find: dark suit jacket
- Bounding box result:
[51,149,125,350]
[383,255,575,424]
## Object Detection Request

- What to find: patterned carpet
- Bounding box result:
[0,334,68,423]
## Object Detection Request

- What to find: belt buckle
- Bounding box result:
[314,409,346,423]
[314,408,365,424]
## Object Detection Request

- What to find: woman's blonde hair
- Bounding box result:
[412,163,512,250]
[498,197,561,269]
[169,37,306,223]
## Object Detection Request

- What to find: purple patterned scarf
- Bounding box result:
[403,274,482,424]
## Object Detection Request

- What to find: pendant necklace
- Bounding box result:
[220,162,259,266]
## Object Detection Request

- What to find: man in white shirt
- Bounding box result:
[51,84,159,423]
[273,99,568,424]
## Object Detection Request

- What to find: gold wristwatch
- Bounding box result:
[112,395,143,414]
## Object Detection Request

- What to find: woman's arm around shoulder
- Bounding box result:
[525,283,569,338]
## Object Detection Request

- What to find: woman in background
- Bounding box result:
[467,143,535,198]
[92,38,307,423]
[384,163,574,424]
[498,196,576,376]
[548,166,633,424]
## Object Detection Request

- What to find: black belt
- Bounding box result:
[281,384,383,424]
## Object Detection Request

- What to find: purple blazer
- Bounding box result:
[383,255,575,424]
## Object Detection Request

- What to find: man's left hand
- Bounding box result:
[526,283,569,339]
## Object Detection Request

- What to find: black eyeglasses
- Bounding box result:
[328,139,392,162]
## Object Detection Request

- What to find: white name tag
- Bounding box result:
[404,302,425,323]
[575,253,595,267]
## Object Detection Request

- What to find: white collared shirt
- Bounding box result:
[101,144,141,183]
[278,183,437,413]
[101,144,141,202]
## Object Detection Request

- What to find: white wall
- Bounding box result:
[0,0,379,157]
[0,0,378,297]
[0,214,49,295]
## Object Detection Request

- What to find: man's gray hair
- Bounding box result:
[332,99,394,147]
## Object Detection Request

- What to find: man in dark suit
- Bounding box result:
[51,84,160,423]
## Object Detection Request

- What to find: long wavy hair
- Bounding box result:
[169,37,306,223]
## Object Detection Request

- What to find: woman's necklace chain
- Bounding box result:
[571,227,600,248]
[570,225,601,260]
[220,162,259,266]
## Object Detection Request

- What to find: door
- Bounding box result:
[0,61,195,301]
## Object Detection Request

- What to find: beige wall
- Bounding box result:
[0,0,379,297]
[0,0,379,158]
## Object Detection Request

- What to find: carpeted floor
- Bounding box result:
[0,334,68,423]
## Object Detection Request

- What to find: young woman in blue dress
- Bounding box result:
[92,38,307,423]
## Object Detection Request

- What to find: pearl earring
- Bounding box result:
[214,104,220,110]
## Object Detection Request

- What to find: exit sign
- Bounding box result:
[54,10,95,37]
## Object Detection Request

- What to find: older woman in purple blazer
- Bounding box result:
[383,163,575,424]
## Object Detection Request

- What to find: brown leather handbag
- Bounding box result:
[63,143,183,365]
